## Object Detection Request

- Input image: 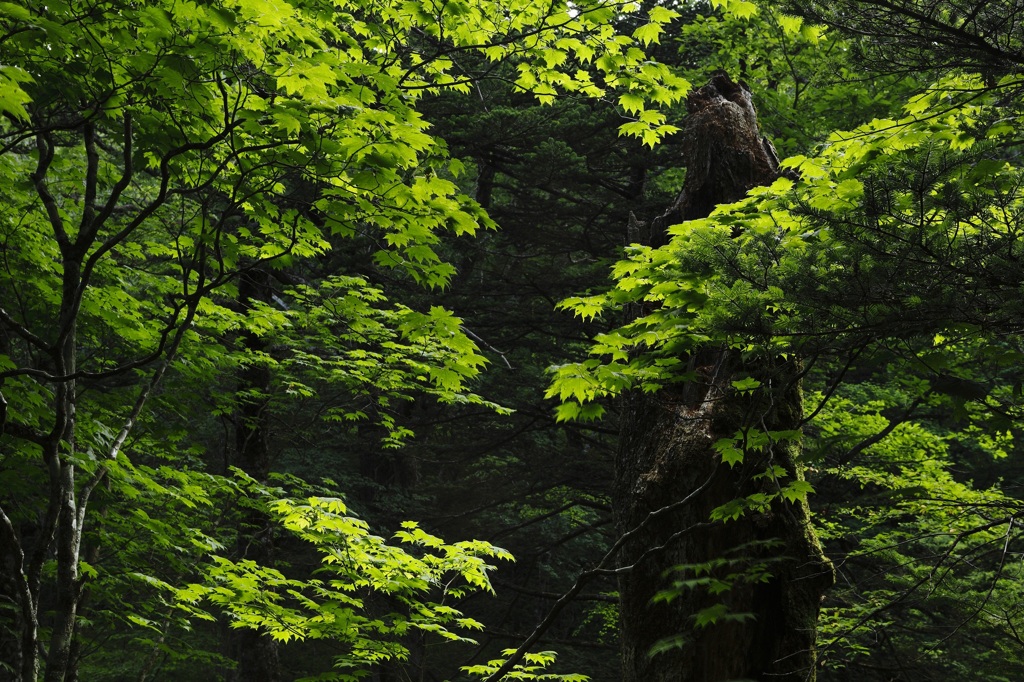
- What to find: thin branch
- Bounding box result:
[0,306,49,350]
[482,469,718,681]
[86,112,134,239]
[76,288,206,524]
[0,502,38,680]
[79,121,99,245]
[830,396,923,467]
[462,326,512,369]
[800,344,867,427]
[31,132,69,249]
[492,581,617,603]
[819,515,1013,659]
[489,500,610,541]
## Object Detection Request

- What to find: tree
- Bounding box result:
[6,0,1021,679]
[0,0,688,680]
[575,72,833,682]
[550,0,1024,678]
[554,60,1024,682]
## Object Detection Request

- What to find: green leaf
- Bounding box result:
[694,603,729,628]
[731,377,761,392]
[778,14,803,35]
[619,91,645,115]
[780,480,815,503]
[632,22,664,46]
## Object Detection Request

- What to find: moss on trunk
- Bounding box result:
[615,73,833,682]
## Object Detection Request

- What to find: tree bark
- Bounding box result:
[42,221,86,682]
[615,73,833,682]
[227,266,282,682]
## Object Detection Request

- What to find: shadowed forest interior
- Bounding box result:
[2,1,1024,680]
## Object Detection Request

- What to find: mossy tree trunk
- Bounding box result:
[615,73,833,682]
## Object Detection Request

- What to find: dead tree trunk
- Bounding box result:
[615,73,833,682]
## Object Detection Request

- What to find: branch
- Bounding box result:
[31,132,69,249]
[482,469,718,681]
[800,344,867,427]
[0,417,47,446]
[830,397,923,467]
[492,580,617,603]
[76,120,240,293]
[79,121,99,245]
[0,502,38,673]
[0,305,48,350]
[867,0,1022,64]
[84,112,134,244]
[819,515,1014,660]
[0,297,195,385]
[489,500,610,541]
[462,326,512,369]
[76,285,206,523]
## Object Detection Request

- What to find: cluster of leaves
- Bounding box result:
[550,53,1024,675]
[189,274,503,448]
[0,0,697,679]
[809,379,1024,680]
[181,491,512,679]
[462,649,589,681]
[552,72,1024,409]
[69,460,522,681]
[650,539,783,640]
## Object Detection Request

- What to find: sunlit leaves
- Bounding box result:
[808,381,1024,675]
[0,64,32,121]
[549,76,1024,422]
[170,489,513,671]
[0,0,694,677]
[706,0,758,18]
[1,0,692,300]
[462,649,589,681]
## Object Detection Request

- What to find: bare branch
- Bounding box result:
[482,469,718,682]
[30,132,69,249]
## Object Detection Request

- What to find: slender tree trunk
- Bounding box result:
[42,248,85,682]
[615,73,833,682]
[228,266,281,682]
[0,503,39,682]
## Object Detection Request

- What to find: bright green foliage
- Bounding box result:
[552,64,1024,677]
[56,454,253,678]
[551,72,1024,409]
[196,275,504,447]
[808,380,1024,679]
[173,493,511,678]
[0,0,690,679]
[70,464,517,679]
[462,649,590,681]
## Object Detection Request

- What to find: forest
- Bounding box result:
[1,0,1023,680]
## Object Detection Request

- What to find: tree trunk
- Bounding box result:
[227,266,282,682]
[615,73,833,682]
[42,249,85,682]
